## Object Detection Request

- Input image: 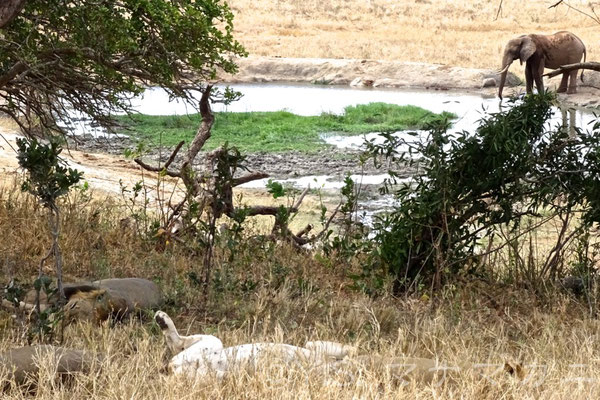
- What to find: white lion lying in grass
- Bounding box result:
[154,311,524,385]
[154,311,356,380]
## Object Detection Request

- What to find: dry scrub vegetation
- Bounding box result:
[227,0,600,68]
[1,180,600,398]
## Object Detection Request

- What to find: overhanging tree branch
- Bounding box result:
[0,1,247,138]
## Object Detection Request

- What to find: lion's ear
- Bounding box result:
[95,289,107,302]
[504,361,526,380]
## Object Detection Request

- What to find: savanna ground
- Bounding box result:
[2,1,600,399]
[2,182,600,399]
[227,0,599,68]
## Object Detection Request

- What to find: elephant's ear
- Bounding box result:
[519,37,536,64]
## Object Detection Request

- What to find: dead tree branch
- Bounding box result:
[495,0,504,20]
[548,0,600,24]
[133,159,180,178]
[548,0,563,9]
[232,172,269,187]
[181,85,214,193]
[544,62,600,78]
[135,83,345,257]
[164,140,185,169]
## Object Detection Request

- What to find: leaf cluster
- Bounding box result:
[16,138,83,207]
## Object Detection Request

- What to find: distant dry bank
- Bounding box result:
[227,0,599,69]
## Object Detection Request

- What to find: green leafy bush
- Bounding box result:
[366,93,600,293]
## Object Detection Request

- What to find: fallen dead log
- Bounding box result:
[544,62,600,79]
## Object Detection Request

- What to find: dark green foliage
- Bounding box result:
[16,138,83,207]
[28,276,64,342]
[0,0,246,136]
[2,279,24,307]
[367,93,600,293]
[266,179,286,199]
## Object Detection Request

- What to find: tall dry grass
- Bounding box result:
[2,282,600,399]
[227,0,600,69]
[0,176,599,398]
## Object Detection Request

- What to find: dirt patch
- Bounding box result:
[223,56,522,91]
[68,134,405,181]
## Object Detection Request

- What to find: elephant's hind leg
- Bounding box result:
[567,69,578,94]
[557,72,569,93]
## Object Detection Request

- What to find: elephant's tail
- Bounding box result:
[580,46,586,83]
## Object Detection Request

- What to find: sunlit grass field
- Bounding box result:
[0,172,599,398]
[227,0,599,69]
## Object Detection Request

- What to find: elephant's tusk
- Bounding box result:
[497,65,510,74]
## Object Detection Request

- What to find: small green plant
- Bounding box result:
[27,275,64,343]
[16,137,82,307]
[266,179,286,199]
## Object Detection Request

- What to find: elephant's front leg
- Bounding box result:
[567,69,578,94]
[557,72,569,93]
[533,60,545,95]
[525,63,533,94]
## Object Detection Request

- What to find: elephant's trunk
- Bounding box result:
[498,53,513,99]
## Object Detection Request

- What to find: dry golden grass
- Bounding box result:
[227,0,600,69]
[2,281,600,399]
[0,177,598,398]
[0,176,600,399]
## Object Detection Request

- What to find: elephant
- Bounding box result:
[498,31,586,98]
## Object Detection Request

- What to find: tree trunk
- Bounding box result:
[0,0,26,29]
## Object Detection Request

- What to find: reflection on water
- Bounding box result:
[131,83,597,150]
[239,174,398,190]
[69,83,598,190]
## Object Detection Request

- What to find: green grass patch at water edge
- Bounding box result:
[118,102,455,152]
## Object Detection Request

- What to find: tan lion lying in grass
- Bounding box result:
[3,278,161,325]
[155,311,523,385]
[0,345,101,391]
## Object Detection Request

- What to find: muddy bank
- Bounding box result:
[68,134,409,180]
[224,56,600,108]
[223,56,519,90]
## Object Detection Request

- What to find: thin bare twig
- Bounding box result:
[495,0,504,20]
[164,140,185,169]
[548,0,564,9]
[133,158,181,177]
[550,0,600,24]
[293,187,311,210]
